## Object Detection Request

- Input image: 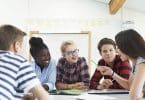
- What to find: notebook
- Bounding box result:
[49,89,84,95]
[88,89,129,94]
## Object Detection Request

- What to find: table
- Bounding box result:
[49,93,130,100]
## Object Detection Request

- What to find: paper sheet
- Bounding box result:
[74,93,117,100]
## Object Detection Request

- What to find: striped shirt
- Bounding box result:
[90,55,132,89]
[31,59,56,91]
[0,50,40,100]
[56,57,90,86]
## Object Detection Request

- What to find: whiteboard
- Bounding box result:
[30,32,91,68]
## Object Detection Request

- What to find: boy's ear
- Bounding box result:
[14,41,20,53]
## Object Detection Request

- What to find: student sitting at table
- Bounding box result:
[56,40,90,90]
[89,38,132,90]
[0,24,49,100]
[29,37,56,91]
[98,29,145,99]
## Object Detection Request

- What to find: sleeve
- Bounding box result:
[56,58,63,83]
[118,61,132,79]
[89,68,103,89]
[80,57,90,86]
[44,59,56,91]
[111,60,132,89]
[30,61,35,71]
[17,61,40,93]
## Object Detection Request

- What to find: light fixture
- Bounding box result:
[109,0,126,15]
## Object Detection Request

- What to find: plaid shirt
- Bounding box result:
[90,55,132,89]
[56,57,90,86]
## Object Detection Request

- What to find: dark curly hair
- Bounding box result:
[29,37,50,58]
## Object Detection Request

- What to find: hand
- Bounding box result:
[73,82,88,90]
[97,66,113,76]
[22,93,35,100]
[97,79,113,90]
[74,82,84,87]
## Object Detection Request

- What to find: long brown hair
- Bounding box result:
[115,29,145,59]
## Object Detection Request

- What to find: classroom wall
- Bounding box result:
[0,0,145,75]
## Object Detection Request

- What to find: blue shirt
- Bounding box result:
[31,59,56,91]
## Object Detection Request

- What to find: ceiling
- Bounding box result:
[96,0,145,13]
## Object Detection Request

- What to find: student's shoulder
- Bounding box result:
[77,57,88,64]
[117,59,130,67]
[78,57,86,61]
[98,59,105,65]
[17,55,28,62]
[51,58,56,63]
[49,58,57,66]
[115,55,130,65]
[58,57,66,63]
[8,53,28,63]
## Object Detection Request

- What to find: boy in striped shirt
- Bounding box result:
[0,25,49,100]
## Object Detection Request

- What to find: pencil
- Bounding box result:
[91,60,98,66]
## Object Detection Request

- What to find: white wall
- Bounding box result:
[0,0,28,30]
[27,0,122,75]
[121,8,145,38]
[0,0,145,75]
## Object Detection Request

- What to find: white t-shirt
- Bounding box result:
[133,57,145,90]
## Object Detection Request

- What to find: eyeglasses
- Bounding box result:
[65,49,79,56]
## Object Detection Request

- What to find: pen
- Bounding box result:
[91,60,98,66]
[112,79,115,82]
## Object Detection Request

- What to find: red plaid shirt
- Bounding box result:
[89,55,132,89]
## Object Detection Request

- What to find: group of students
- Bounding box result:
[29,37,90,91]
[0,24,145,100]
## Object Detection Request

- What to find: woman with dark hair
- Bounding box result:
[97,29,145,100]
[29,37,56,91]
[115,29,145,100]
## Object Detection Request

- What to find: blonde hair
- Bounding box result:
[60,40,75,54]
